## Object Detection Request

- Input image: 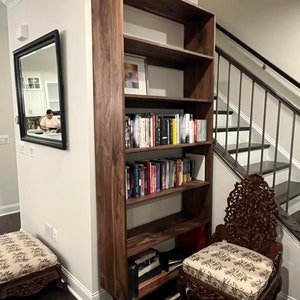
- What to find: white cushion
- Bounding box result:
[182,241,274,300]
[0,230,58,284]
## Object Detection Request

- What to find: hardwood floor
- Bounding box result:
[0,212,76,300]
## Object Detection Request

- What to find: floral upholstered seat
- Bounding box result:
[182,241,274,300]
[0,230,58,284]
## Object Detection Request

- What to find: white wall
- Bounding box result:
[198,0,300,83]
[6,0,98,298]
[0,2,19,215]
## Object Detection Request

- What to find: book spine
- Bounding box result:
[155,115,161,146]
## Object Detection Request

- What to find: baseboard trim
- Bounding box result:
[277,292,297,300]
[62,266,111,300]
[61,265,300,300]
[0,203,20,216]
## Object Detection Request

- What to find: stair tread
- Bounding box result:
[245,161,290,175]
[216,126,250,132]
[275,181,300,204]
[214,100,233,115]
[227,142,270,153]
[291,210,300,224]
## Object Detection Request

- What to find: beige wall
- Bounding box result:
[6,0,98,298]
[198,0,300,82]
[0,2,19,215]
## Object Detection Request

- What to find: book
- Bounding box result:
[130,248,158,265]
[138,265,162,284]
[159,246,194,272]
[128,263,138,299]
[138,256,160,278]
[185,153,205,181]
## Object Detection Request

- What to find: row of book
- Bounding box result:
[125,113,207,149]
[128,247,193,299]
[125,154,205,199]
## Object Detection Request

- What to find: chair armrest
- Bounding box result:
[211,224,228,243]
[264,241,283,270]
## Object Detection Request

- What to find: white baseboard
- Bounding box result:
[61,265,299,300]
[62,266,111,300]
[277,292,297,300]
[0,203,20,216]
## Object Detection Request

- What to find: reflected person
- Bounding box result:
[40,109,61,132]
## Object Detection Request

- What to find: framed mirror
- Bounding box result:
[13,29,67,150]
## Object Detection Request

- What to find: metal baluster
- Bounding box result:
[260,91,268,174]
[224,62,231,152]
[235,71,243,164]
[214,54,221,142]
[247,81,255,174]
[272,101,281,188]
[285,112,296,213]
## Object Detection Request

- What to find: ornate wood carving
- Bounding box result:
[0,264,67,299]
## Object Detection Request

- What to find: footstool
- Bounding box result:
[0,230,67,299]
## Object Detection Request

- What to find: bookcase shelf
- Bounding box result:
[92,0,215,298]
[127,213,210,257]
[126,180,210,207]
[138,270,179,299]
[124,35,213,69]
[125,141,212,154]
[125,94,212,110]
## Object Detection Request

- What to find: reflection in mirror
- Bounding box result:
[14,30,66,149]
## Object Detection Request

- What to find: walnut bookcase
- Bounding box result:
[92,0,215,299]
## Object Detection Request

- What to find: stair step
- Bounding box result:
[275,181,300,204]
[291,210,300,225]
[214,100,233,115]
[227,142,270,154]
[245,161,290,175]
[216,126,250,132]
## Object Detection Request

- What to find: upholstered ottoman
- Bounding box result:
[0,230,67,299]
[182,241,274,300]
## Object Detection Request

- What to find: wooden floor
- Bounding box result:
[0,212,76,300]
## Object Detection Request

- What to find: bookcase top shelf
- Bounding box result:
[124,35,213,69]
[127,212,211,257]
[124,0,214,24]
[126,180,210,207]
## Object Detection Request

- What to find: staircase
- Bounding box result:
[213,31,300,240]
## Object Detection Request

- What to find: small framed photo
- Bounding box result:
[124,54,147,95]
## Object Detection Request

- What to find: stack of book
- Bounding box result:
[159,246,194,273]
[128,248,161,299]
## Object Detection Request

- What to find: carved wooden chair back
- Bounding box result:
[223,173,278,254]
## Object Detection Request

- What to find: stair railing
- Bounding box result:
[214,29,300,240]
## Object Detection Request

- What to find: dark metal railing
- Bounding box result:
[217,24,300,89]
[214,33,300,240]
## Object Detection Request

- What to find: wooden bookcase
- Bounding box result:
[92,1,215,299]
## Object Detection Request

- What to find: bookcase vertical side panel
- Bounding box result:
[92,0,128,299]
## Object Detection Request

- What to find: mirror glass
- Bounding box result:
[14,30,66,150]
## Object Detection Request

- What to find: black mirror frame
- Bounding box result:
[13,29,67,150]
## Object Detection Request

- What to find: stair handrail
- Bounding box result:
[217,24,300,89]
[216,46,300,117]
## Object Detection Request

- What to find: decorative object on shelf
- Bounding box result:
[124,54,147,95]
[177,174,283,300]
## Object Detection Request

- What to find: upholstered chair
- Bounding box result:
[177,174,282,300]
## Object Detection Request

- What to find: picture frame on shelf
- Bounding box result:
[124,54,147,95]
